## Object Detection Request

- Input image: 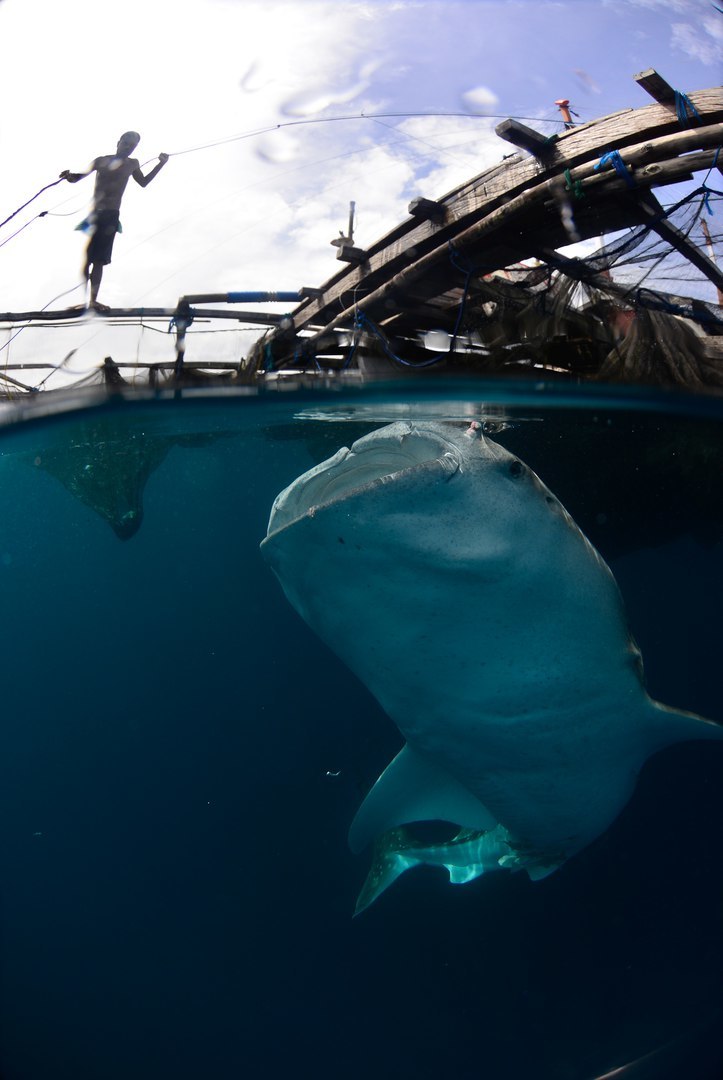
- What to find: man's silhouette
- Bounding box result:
[61,131,168,310]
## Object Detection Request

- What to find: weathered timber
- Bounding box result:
[635,191,723,295]
[408,197,446,222]
[276,95,722,341]
[495,119,557,157]
[247,71,723,378]
[335,244,369,265]
[634,69,677,104]
[279,144,720,362]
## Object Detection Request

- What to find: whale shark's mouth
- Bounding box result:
[265,424,463,538]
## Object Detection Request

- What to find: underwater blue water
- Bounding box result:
[0,382,721,1079]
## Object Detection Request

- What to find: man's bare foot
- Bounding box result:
[91,300,111,313]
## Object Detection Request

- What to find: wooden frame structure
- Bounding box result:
[243,71,723,375]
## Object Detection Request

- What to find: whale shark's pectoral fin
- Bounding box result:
[644,699,723,754]
[354,825,510,914]
[447,862,489,884]
[498,849,566,880]
[354,828,417,915]
[348,744,498,853]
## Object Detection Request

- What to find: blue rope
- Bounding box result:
[357,311,445,368]
[703,146,721,189]
[674,90,701,127]
[342,315,362,370]
[594,150,636,188]
[447,243,474,355]
[450,272,472,353]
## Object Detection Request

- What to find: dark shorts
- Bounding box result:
[87,210,120,266]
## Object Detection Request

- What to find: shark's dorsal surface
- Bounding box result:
[261,421,723,902]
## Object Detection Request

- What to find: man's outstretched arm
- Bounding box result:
[132,153,169,188]
[59,168,92,183]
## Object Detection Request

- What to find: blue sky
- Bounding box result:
[0,0,720,380]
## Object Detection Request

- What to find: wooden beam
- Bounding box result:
[495,119,557,157]
[286,95,723,336]
[634,69,677,104]
[408,197,446,222]
[635,191,723,296]
[335,245,369,265]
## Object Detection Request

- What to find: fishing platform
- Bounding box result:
[1,68,722,395]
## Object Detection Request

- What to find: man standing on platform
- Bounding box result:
[60,131,168,310]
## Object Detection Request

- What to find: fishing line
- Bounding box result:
[0,281,85,361]
[369,117,472,167]
[124,134,431,302]
[163,110,566,160]
[0,214,47,251]
[0,178,65,231]
[0,204,95,251]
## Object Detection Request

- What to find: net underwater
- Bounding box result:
[0,380,721,1080]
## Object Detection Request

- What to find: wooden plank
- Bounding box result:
[408,197,446,222]
[635,191,723,295]
[634,69,677,104]
[495,119,557,157]
[335,245,369,265]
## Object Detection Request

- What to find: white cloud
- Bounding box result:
[672,15,723,65]
[460,85,500,112]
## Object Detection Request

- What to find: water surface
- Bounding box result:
[1,381,721,1079]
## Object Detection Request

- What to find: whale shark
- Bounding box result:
[260,420,723,905]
